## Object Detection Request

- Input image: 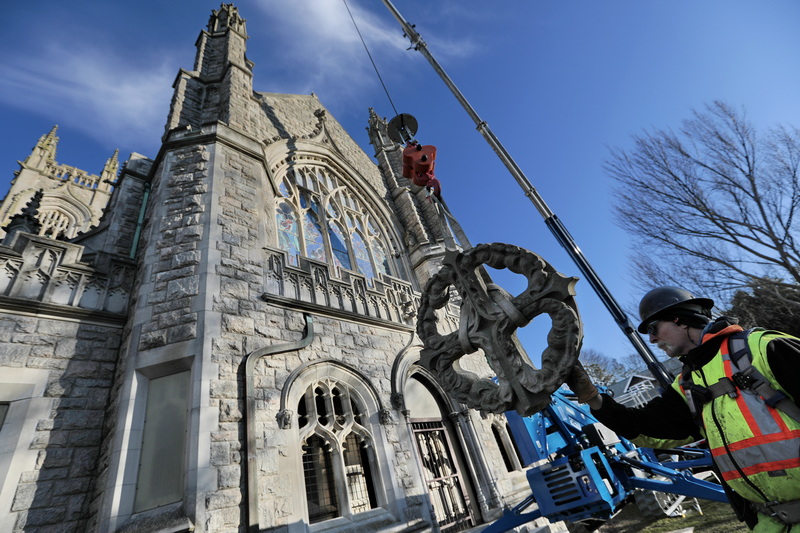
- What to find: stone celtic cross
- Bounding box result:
[417,243,582,415]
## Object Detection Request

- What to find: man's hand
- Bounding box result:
[566,362,601,408]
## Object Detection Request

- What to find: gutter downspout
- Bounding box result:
[129,183,150,259]
[243,313,314,532]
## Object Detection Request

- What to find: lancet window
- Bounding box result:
[38,209,72,239]
[297,380,379,523]
[275,167,395,285]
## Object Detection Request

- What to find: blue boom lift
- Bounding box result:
[483,389,726,532]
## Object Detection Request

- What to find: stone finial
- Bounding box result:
[417,243,582,416]
[22,125,59,170]
[103,149,119,175]
[208,3,248,36]
[100,149,120,188]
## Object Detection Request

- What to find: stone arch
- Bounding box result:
[275,359,403,528]
[390,338,463,416]
[391,348,485,531]
[279,359,386,419]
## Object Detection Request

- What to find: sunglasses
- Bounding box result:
[646,320,662,336]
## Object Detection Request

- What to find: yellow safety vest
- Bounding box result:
[672,330,800,504]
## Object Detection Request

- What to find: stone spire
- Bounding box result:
[367,108,459,286]
[21,125,58,171]
[100,149,120,190]
[165,3,255,136]
[197,3,250,78]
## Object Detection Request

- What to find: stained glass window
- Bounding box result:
[326,201,338,219]
[278,178,291,198]
[328,221,351,270]
[276,201,300,266]
[303,210,326,262]
[371,240,390,276]
[367,218,379,236]
[274,165,398,281]
[298,194,325,262]
[352,232,374,281]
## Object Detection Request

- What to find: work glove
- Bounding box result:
[565,362,600,405]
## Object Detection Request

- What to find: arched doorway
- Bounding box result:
[404,374,477,532]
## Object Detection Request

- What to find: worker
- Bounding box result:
[567,286,800,532]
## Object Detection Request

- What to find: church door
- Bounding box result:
[411,419,475,532]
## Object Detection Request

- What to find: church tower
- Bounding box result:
[0,5,542,533]
[0,125,118,240]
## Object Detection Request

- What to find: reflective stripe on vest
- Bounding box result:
[674,330,800,503]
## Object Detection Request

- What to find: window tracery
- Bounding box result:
[275,166,396,285]
[38,209,72,239]
[297,380,378,523]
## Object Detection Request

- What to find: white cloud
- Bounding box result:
[0,0,479,155]
[0,42,174,154]
[246,0,476,114]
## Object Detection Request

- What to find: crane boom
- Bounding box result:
[378,0,673,388]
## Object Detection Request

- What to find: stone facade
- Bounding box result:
[0,4,553,533]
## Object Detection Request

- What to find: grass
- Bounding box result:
[598,499,749,533]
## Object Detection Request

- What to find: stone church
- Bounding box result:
[0,4,549,533]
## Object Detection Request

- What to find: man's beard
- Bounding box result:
[657,341,681,358]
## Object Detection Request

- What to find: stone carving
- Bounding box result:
[379,408,393,425]
[417,243,582,416]
[276,409,293,429]
[263,247,417,327]
[390,392,405,410]
[0,233,132,315]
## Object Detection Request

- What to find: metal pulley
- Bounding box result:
[387,113,418,144]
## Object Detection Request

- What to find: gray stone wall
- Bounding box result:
[0,313,122,533]
[75,153,152,259]
[136,144,209,352]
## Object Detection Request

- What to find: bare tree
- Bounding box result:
[579,348,632,387]
[606,101,800,310]
[727,280,800,336]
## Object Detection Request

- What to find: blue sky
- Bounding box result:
[1,1,799,367]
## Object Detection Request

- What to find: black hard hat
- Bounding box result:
[637,286,714,333]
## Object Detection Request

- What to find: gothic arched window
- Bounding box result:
[297,381,379,523]
[275,166,397,285]
[38,208,73,239]
[371,240,390,276]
